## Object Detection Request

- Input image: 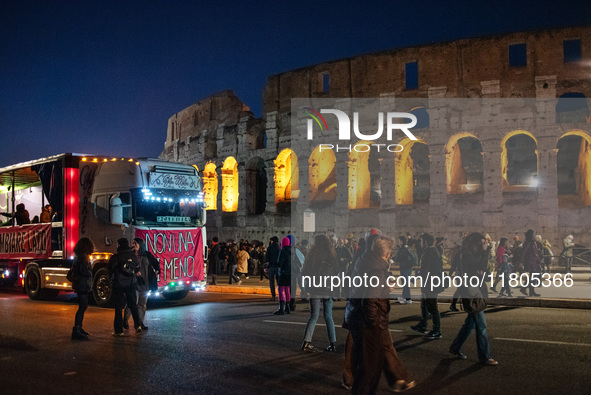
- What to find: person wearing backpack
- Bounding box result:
[109,238,142,336]
[71,237,95,341]
[394,236,415,304]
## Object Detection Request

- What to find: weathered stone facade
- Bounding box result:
[161,27,591,249]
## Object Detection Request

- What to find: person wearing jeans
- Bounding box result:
[303,297,336,346]
[300,234,338,353]
[450,310,492,362]
[448,232,498,366]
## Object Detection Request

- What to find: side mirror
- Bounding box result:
[110,197,126,226]
[201,206,207,226]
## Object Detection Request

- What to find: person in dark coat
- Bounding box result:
[274,237,292,315]
[352,236,415,394]
[519,229,541,297]
[208,237,221,285]
[71,237,94,340]
[109,238,142,336]
[124,238,160,331]
[411,233,444,339]
[449,232,499,366]
[265,236,281,301]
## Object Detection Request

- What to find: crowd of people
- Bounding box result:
[204,226,578,393]
[68,236,160,340]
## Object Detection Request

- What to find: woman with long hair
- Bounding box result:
[71,237,95,340]
[301,234,339,352]
[449,232,498,365]
[274,237,292,315]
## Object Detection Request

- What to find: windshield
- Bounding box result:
[131,188,204,227]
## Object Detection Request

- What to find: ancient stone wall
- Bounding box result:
[161,26,591,251]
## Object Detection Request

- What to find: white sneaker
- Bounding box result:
[245,277,250,279]
[406,299,412,304]
[397,297,406,304]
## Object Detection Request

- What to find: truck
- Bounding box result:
[0,153,207,306]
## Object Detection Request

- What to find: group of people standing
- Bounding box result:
[69,237,160,340]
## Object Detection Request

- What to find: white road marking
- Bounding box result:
[263,320,403,332]
[495,337,591,347]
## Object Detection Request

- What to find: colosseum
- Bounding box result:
[160,26,591,249]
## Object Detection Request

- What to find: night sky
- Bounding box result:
[1,0,589,168]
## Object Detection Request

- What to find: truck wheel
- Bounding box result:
[161,290,190,301]
[93,267,113,307]
[24,266,42,300]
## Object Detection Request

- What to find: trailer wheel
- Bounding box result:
[161,290,190,301]
[24,266,42,300]
[93,267,113,307]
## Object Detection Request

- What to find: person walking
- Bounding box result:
[109,238,143,336]
[519,229,541,297]
[561,235,575,273]
[448,239,463,312]
[208,237,221,285]
[490,237,508,293]
[498,254,513,297]
[227,243,241,285]
[71,237,95,340]
[411,233,444,339]
[394,235,416,304]
[352,236,415,393]
[272,237,292,315]
[541,239,553,274]
[342,229,383,389]
[301,234,339,352]
[449,232,499,366]
[265,236,280,300]
[237,245,250,279]
[123,238,160,331]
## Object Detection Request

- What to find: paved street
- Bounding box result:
[0,288,590,394]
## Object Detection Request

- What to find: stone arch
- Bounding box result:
[395,138,430,205]
[221,157,239,212]
[348,141,380,209]
[202,162,218,210]
[557,130,591,206]
[309,146,337,204]
[501,131,538,189]
[556,93,589,124]
[275,149,299,204]
[246,157,267,215]
[445,133,484,194]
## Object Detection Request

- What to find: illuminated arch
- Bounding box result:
[348,141,375,209]
[395,138,429,205]
[501,130,538,187]
[275,149,299,204]
[309,146,337,203]
[445,133,483,194]
[202,162,218,210]
[221,157,239,212]
[557,130,591,206]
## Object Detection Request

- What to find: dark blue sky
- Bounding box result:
[1,0,589,167]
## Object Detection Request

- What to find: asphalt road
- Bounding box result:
[0,289,589,394]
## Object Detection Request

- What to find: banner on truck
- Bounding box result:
[135,228,205,284]
[0,223,52,259]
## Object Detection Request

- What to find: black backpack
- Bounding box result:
[67,260,77,285]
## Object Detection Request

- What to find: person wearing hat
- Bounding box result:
[109,238,142,336]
